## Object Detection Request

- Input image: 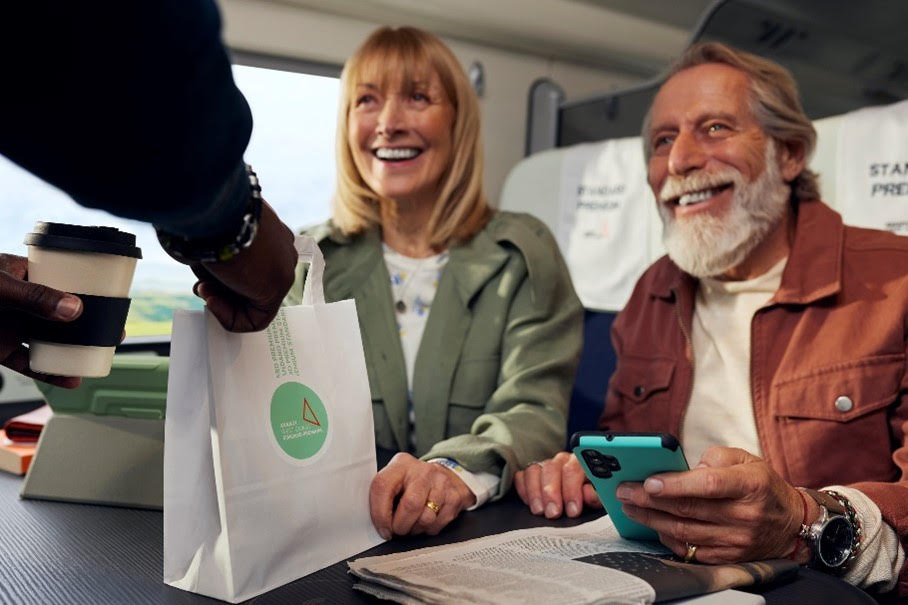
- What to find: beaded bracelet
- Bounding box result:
[822,489,863,567]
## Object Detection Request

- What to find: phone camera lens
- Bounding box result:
[581,450,601,464]
[583,450,620,477]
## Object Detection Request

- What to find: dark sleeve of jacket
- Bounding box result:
[0,0,252,238]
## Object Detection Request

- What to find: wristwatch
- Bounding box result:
[156,164,263,263]
[800,488,859,573]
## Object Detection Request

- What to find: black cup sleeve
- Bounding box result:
[27,294,131,347]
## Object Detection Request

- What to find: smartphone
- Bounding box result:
[571,431,689,540]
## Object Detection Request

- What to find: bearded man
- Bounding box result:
[515,42,908,598]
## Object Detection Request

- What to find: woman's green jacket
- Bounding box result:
[284,211,583,497]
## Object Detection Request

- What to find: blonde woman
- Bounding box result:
[286,26,582,539]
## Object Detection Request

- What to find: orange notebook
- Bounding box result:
[0,429,36,475]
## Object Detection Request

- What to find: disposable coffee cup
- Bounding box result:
[25,222,142,378]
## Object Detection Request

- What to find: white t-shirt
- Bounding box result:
[681,258,784,465]
[383,245,498,508]
[682,257,902,590]
[383,245,448,394]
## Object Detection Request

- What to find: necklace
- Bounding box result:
[393,256,431,313]
[384,246,445,314]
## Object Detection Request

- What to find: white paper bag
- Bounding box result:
[163,236,383,603]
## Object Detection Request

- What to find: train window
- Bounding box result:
[0,63,340,340]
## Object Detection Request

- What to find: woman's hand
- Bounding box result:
[370,453,476,539]
[616,446,813,564]
[513,451,602,519]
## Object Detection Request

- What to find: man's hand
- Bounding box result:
[190,201,296,332]
[0,254,83,388]
[514,451,602,519]
[616,446,812,563]
[369,453,476,540]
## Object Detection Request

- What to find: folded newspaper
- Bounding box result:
[348,516,797,604]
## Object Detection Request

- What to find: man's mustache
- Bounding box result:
[659,169,742,204]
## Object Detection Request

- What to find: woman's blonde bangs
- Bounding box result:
[332,26,490,246]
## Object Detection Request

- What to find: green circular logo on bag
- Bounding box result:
[270,382,329,459]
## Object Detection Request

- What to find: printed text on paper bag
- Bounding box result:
[266,311,300,379]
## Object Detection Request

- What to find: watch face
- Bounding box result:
[818,516,854,568]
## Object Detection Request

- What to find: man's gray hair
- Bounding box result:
[642,42,821,203]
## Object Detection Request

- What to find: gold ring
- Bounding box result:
[425,499,441,514]
[684,543,698,563]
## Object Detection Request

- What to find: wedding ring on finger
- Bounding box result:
[528,460,546,470]
[425,499,441,515]
[684,543,698,563]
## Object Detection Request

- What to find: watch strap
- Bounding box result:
[427,458,498,510]
[800,488,846,517]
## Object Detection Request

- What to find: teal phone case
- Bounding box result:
[571,431,689,541]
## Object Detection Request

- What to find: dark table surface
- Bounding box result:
[0,467,878,605]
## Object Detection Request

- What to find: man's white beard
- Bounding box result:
[658,144,790,278]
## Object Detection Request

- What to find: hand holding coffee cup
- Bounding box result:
[0,253,84,388]
[25,223,141,378]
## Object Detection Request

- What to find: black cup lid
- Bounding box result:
[24,222,142,259]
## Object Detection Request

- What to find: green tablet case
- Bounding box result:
[21,355,168,509]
